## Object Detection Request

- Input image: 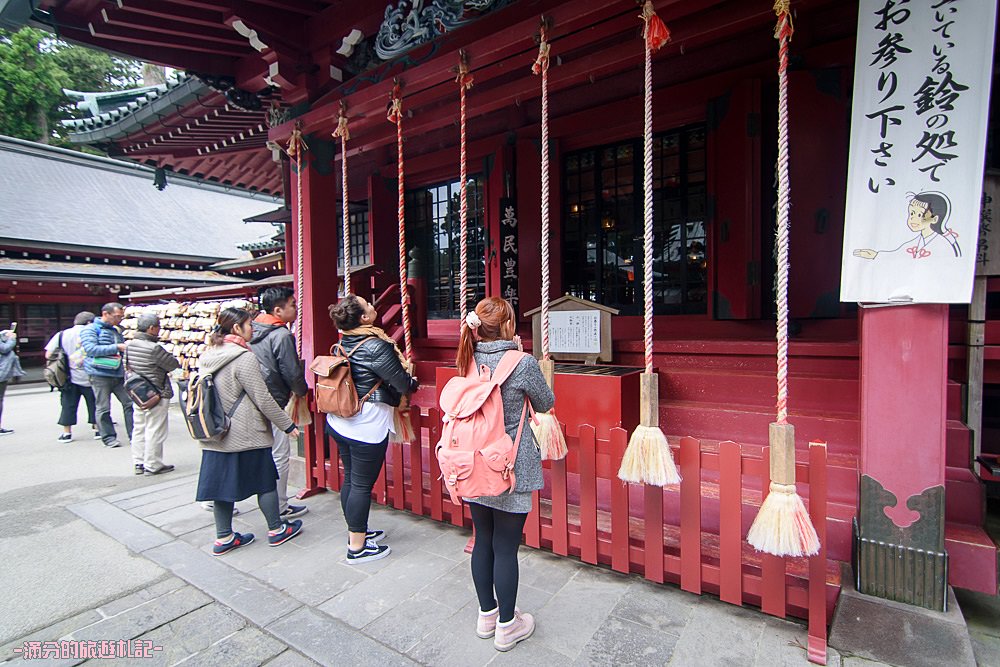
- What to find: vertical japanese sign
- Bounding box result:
[499,198,519,315]
[977,174,1000,276]
[840,0,996,303]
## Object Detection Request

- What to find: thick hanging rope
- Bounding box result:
[618,0,679,486]
[284,126,311,426]
[528,20,567,461]
[746,0,819,558]
[533,24,552,360]
[334,103,351,295]
[456,52,473,321]
[286,126,307,359]
[387,82,416,444]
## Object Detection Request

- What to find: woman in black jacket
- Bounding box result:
[327,295,418,564]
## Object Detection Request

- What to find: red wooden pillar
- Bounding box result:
[856,304,948,610]
[296,138,339,497]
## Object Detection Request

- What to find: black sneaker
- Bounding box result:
[144,464,175,476]
[57,433,73,443]
[134,464,145,475]
[280,504,308,519]
[104,439,122,448]
[363,529,385,543]
[92,431,102,440]
[0,428,13,436]
[346,539,391,564]
[213,532,254,556]
[268,520,303,547]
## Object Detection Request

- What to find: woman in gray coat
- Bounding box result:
[195,308,302,556]
[0,328,25,434]
[455,297,554,652]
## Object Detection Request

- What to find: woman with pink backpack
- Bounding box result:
[452,296,554,652]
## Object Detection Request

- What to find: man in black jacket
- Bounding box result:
[249,287,308,519]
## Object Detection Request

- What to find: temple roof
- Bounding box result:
[0,135,279,261]
[61,72,195,137]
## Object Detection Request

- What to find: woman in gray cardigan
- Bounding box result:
[195,308,302,556]
[456,297,554,652]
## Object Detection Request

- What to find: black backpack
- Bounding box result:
[183,369,245,442]
[44,332,68,389]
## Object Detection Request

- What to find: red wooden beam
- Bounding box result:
[115,0,225,30]
[99,7,245,46]
[86,21,247,56]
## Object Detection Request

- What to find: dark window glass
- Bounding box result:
[337,207,370,269]
[406,177,486,319]
[563,124,708,314]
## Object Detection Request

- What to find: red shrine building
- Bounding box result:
[4,0,997,662]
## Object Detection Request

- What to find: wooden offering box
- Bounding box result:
[435,362,641,441]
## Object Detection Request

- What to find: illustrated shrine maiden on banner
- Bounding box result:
[840,0,997,304]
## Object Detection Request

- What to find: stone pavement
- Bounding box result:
[0,384,968,667]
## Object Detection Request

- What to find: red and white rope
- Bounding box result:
[288,129,305,358]
[533,26,551,359]
[774,4,793,424]
[457,57,473,320]
[642,28,654,374]
[334,111,351,295]
[388,89,413,362]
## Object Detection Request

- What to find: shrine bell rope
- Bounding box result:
[528,20,568,461]
[333,104,351,295]
[283,126,311,426]
[617,1,679,487]
[387,83,416,444]
[745,0,820,558]
[456,52,473,321]
[286,126,307,358]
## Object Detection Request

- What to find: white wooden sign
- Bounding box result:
[840,0,997,303]
[549,310,601,354]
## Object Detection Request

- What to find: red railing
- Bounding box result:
[308,409,831,665]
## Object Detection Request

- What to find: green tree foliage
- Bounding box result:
[0,27,140,144]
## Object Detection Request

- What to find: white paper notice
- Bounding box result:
[549,310,601,354]
[840,0,997,304]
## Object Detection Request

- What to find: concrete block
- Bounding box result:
[610,579,695,635]
[189,626,285,666]
[577,616,680,666]
[318,549,454,629]
[96,576,186,618]
[667,596,766,666]
[263,649,322,666]
[532,566,629,659]
[517,550,583,594]
[830,564,976,667]
[408,600,500,667]
[103,475,198,503]
[110,602,246,667]
[68,499,173,553]
[142,541,302,628]
[67,586,211,642]
[365,595,455,653]
[266,606,414,666]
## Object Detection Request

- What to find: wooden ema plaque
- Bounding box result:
[524,295,618,365]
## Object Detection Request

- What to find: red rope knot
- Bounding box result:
[286,127,307,159]
[641,0,670,52]
[455,53,474,90]
[773,0,794,42]
[333,112,350,142]
[386,85,403,123]
[532,29,550,75]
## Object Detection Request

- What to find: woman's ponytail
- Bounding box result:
[455,322,476,375]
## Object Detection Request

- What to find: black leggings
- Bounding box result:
[469,503,528,623]
[213,489,281,539]
[328,426,389,534]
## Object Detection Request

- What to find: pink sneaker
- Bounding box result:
[493,611,535,651]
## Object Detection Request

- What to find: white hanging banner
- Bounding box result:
[840,0,996,304]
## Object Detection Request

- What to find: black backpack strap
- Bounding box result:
[227,390,246,417]
[346,336,377,357]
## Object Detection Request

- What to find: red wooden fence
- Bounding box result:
[307,409,831,665]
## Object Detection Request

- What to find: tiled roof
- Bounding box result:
[61,73,194,133]
[0,136,279,261]
[0,257,247,285]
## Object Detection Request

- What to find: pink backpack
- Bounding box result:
[436,350,535,505]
